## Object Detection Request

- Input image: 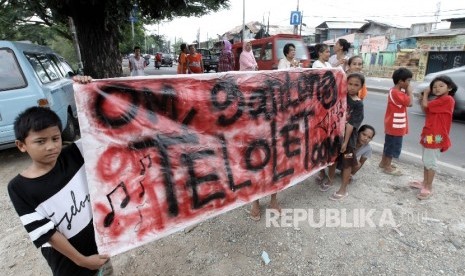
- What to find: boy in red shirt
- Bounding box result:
[409,75,456,200]
[378,68,413,175]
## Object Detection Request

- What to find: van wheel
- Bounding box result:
[62,112,77,142]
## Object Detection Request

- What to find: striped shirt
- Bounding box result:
[384,88,411,136]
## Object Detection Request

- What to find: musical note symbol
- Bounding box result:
[138,180,145,198]
[139,155,152,175]
[103,182,131,227]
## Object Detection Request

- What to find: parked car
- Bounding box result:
[413,66,465,119]
[197,48,218,72]
[0,40,79,150]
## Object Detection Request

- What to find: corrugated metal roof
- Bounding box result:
[411,28,465,38]
[317,21,367,29]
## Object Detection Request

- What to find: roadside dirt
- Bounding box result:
[1,146,465,275]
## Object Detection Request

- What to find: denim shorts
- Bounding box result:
[383,134,403,158]
[422,148,441,170]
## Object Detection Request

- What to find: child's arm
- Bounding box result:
[406,84,414,107]
[352,156,368,175]
[48,231,109,270]
[421,86,431,111]
[341,123,354,153]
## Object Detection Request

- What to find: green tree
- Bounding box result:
[2,0,229,78]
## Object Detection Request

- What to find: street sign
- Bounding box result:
[290,11,301,25]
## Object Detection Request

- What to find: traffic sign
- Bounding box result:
[290,11,301,25]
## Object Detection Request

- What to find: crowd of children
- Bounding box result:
[6,47,457,273]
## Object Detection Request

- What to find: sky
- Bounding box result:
[146,0,465,44]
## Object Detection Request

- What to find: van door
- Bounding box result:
[0,47,36,147]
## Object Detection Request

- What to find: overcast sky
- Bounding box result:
[146,0,465,44]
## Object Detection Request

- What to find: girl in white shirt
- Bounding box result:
[312,43,332,68]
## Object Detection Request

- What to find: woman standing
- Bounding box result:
[329,38,351,70]
[218,39,235,72]
[239,40,258,71]
[177,43,188,74]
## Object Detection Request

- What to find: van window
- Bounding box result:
[49,55,74,78]
[252,45,262,59]
[26,53,61,83]
[0,48,27,91]
[263,43,272,61]
[276,39,309,61]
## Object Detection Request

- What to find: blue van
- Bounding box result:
[0,41,78,149]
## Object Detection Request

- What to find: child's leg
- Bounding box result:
[250,200,260,217]
[335,167,351,196]
[327,163,337,182]
[382,156,393,171]
[269,193,281,212]
[316,169,326,183]
[417,148,439,199]
[319,163,336,191]
[423,169,435,192]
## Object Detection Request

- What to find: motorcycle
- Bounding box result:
[155,60,161,69]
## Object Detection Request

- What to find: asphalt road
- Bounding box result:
[122,66,465,175]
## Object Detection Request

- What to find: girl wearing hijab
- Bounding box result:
[239,40,258,71]
[218,39,235,72]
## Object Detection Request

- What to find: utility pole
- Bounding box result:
[433,1,441,30]
[293,0,299,35]
[68,17,83,74]
[242,0,245,42]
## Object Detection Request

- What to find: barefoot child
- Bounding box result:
[379,68,413,175]
[409,75,457,200]
[316,73,364,200]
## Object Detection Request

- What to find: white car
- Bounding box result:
[413,66,465,119]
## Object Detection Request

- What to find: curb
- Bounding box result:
[371,141,465,178]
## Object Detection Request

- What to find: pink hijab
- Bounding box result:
[239,40,257,71]
[222,39,232,53]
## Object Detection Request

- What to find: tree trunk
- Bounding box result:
[72,10,122,78]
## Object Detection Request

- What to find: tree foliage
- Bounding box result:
[1,0,229,78]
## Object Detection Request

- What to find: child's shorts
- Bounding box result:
[383,134,403,158]
[338,146,358,169]
[422,148,441,170]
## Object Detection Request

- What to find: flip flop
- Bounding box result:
[383,168,403,176]
[417,191,432,200]
[245,208,261,221]
[378,164,397,169]
[318,182,333,192]
[409,180,424,189]
[329,192,349,201]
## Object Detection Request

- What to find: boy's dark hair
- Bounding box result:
[14,107,62,142]
[134,46,141,51]
[430,75,457,97]
[392,67,413,84]
[358,124,376,137]
[337,39,351,52]
[315,43,329,56]
[347,72,365,86]
[283,43,296,56]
